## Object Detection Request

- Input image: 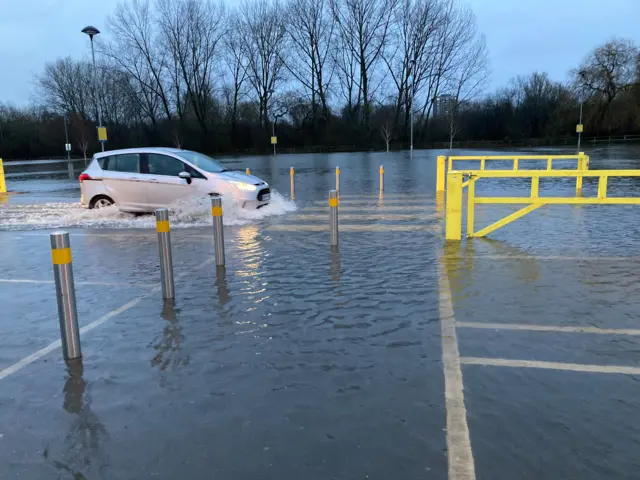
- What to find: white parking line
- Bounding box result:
[302,205,432,212]
[0,258,214,382]
[0,278,156,287]
[268,224,439,232]
[476,254,640,261]
[461,357,640,375]
[457,322,640,336]
[438,250,476,480]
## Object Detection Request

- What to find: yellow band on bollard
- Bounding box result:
[380,166,384,174]
[211,206,223,217]
[329,198,339,207]
[51,248,72,265]
[290,167,294,175]
[156,220,170,233]
[336,167,340,175]
[246,168,250,174]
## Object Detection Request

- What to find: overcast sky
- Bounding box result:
[0,0,639,105]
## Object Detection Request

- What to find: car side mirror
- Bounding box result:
[179,171,192,184]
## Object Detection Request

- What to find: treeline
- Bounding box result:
[0,0,638,160]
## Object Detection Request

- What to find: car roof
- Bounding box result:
[93,147,187,158]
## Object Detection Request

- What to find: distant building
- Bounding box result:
[433,94,457,118]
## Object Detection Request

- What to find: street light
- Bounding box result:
[82,25,105,152]
[409,59,416,153]
[577,70,587,152]
[268,89,280,155]
[63,114,73,179]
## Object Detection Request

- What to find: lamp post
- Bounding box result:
[577,70,587,153]
[63,114,73,179]
[81,25,104,152]
[577,99,583,151]
[409,59,416,153]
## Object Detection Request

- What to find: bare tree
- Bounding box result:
[380,119,393,152]
[382,0,443,139]
[157,0,227,135]
[416,0,484,140]
[444,35,488,148]
[284,0,334,130]
[330,0,399,131]
[101,0,173,127]
[69,112,91,160]
[37,58,92,117]
[222,16,249,145]
[237,0,287,130]
[572,38,639,132]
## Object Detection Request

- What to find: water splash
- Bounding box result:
[0,192,296,230]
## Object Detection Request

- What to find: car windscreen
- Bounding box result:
[178,151,228,173]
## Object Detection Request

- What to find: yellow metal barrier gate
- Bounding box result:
[445,169,640,241]
[436,153,590,195]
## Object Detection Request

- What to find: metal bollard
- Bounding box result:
[329,190,339,246]
[211,196,226,266]
[290,166,295,199]
[50,232,82,361]
[336,166,340,193]
[246,168,251,175]
[379,165,384,193]
[155,208,175,299]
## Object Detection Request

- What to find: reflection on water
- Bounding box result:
[151,300,190,375]
[216,265,232,306]
[47,362,109,479]
[329,246,341,284]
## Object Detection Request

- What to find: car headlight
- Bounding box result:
[229,181,258,191]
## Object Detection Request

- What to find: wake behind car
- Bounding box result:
[79,147,270,212]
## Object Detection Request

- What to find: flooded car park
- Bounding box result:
[2,147,640,479]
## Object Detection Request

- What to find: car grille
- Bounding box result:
[258,188,270,201]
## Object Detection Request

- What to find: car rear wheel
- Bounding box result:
[90,195,114,209]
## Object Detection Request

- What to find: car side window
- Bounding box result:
[97,156,110,170]
[147,153,186,177]
[184,164,206,179]
[113,154,140,173]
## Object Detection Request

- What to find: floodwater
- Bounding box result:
[1,146,640,479]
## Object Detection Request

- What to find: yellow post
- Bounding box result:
[445,172,463,241]
[480,157,486,171]
[513,158,519,171]
[290,167,295,200]
[531,176,539,199]
[576,152,584,196]
[245,168,251,175]
[336,166,340,193]
[435,192,445,218]
[0,158,6,194]
[597,176,608,199]
[466,177,476,237]
[436,156,446,193]
[546,157,552,170]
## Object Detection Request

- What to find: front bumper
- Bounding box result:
[242,199,269,209]
[232,185,270,204]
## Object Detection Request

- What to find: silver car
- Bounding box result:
[79,147,270,212]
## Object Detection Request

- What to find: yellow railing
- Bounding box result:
[445,169,640,240]
[436,153,590,195]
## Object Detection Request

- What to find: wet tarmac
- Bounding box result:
[1,146,640,479]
